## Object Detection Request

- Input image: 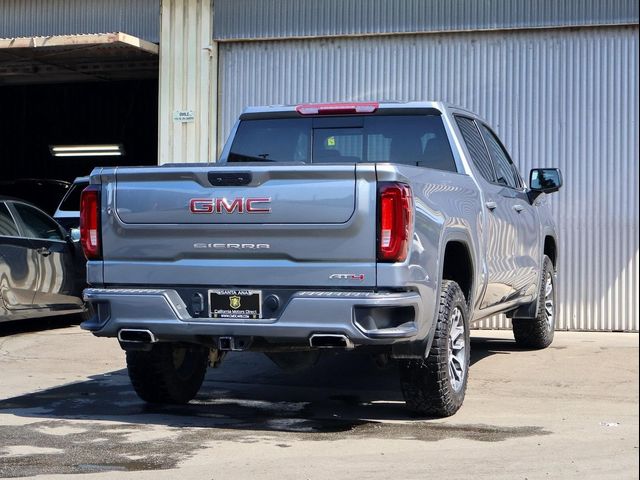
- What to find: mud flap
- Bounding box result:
[391,319,438,360]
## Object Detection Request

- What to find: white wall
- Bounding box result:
[158,0,217,164]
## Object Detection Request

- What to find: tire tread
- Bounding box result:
[400,280,469,417]
[512,256,555,349]
[126,343,208,404]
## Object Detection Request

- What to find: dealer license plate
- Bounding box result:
[209,289,262,319]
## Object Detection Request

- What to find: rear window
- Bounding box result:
[0,203,19,237]
[228,115,457,172]
[58,182,88,212]
[13,203,64,241]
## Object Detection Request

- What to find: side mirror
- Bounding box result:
[69,227,81,242]
[530,168,563,194]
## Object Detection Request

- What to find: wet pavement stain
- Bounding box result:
[346,422,549,443]
[0,421,181,477]
[0,414,550,477]
[0,388,550,478]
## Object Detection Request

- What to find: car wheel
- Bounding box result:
[126,342,209,404]
[512,255,556,349]
[399,280,470,417]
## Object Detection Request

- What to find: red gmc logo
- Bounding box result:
[189,197,271,214]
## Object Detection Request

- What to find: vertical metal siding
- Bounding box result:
[218,26,639,331]
[158,0,217,164]
[213,0,639,40]
[0,0,160,42]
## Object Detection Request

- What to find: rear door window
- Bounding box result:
[479,123,520,189]
[0,203,19,237]
[229,114,457,172]
[455,116,496,183]
[12,203,64,241]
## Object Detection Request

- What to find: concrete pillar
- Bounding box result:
[158,0,217,164]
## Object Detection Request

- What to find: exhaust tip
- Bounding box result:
[118,329,157,343]
[309,334,354,349]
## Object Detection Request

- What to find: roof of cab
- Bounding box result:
[241,100,450,116]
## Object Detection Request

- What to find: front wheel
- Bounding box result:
[126,342,209,404]
[399,280,470,417]
[512,255,556,349]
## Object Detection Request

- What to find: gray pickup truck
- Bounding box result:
[80,101,562,417]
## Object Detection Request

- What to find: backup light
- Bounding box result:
[50,144,124,157]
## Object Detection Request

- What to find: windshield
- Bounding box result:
[227,115,457,172]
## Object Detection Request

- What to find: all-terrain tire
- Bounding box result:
[512,255,556,349]
[399,280,470,417]
[126,342,209,404]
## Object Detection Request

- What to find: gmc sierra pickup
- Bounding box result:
[80,101,562,417]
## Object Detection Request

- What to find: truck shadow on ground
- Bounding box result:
[0,334,529,430]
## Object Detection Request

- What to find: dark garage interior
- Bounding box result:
[0,79,158,183]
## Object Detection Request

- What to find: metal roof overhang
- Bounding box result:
[0,32,159,85]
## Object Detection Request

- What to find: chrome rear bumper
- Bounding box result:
[82,287,428,345]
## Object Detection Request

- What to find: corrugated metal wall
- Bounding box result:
[0,0,160,42]
[213,0,639,40]
[218,26,639,332]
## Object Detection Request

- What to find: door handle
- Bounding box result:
[485,201,497,211]
[513,204,524,213]
[36,247,51,257]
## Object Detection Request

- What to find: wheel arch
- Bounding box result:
[439,231,477,307]
[391,229,476,361]
[543,234,558,269]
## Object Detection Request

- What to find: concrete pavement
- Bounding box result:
[0,320,637,479]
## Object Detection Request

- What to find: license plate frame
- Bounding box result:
[209,289,262,320]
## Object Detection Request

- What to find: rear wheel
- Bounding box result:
[512,255,555,349]
[126,342,208,404]
[399,280,470,417]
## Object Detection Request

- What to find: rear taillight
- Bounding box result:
[80,185,101,260]
[377,182,413,262]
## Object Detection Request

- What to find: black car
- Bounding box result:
[0,197,86,322]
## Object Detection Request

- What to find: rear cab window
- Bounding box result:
[227,114,458,172]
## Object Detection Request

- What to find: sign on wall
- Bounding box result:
[173,110,195,123]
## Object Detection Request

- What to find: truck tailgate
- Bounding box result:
[101,164,377,287]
